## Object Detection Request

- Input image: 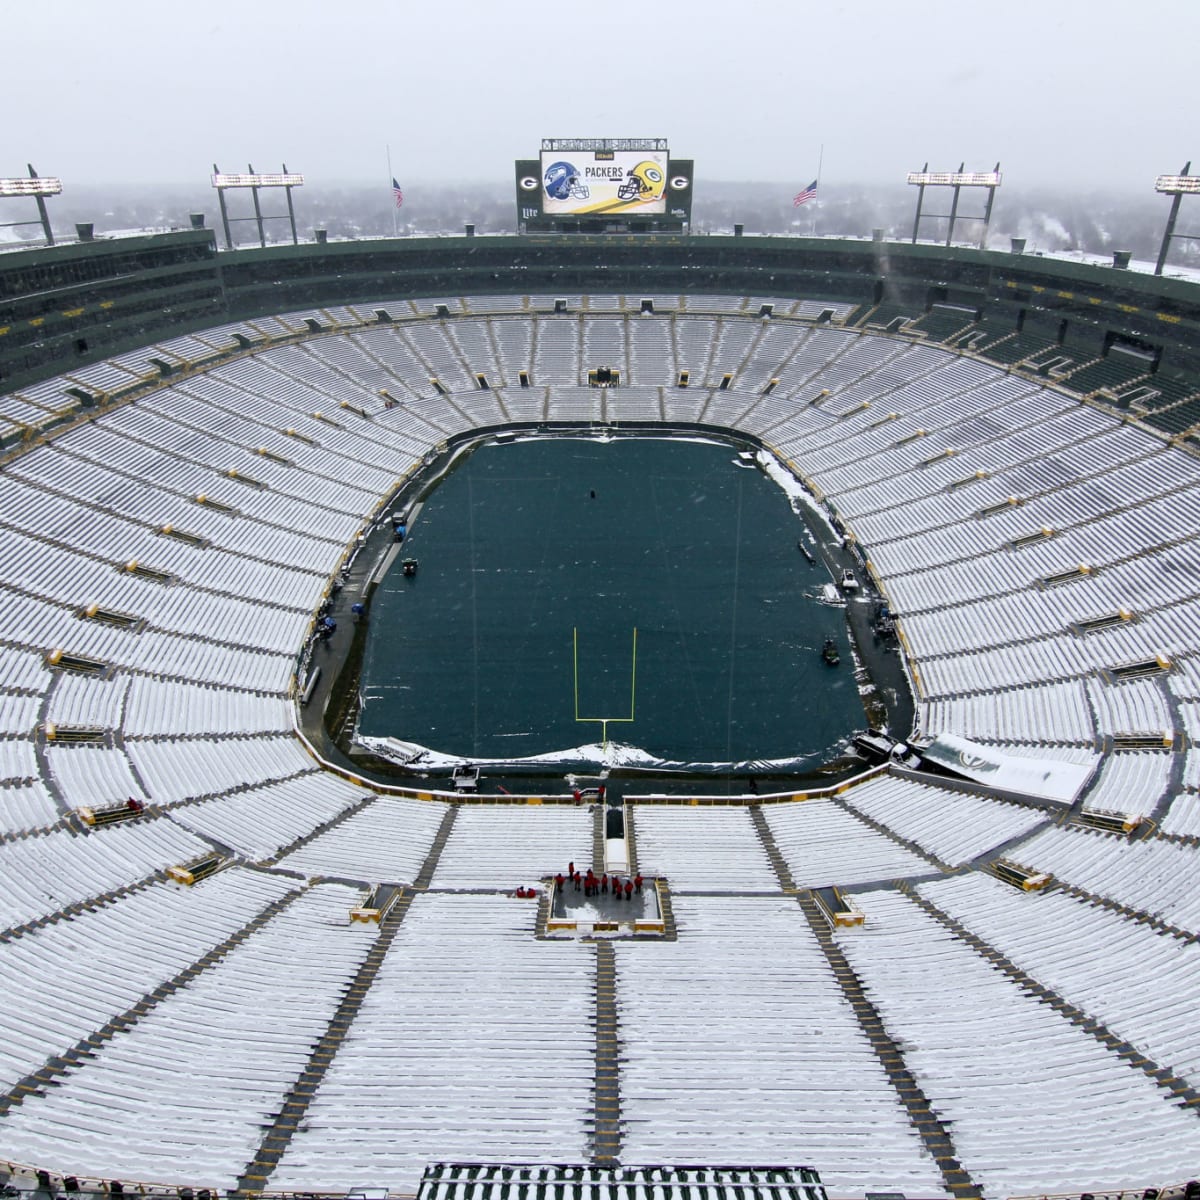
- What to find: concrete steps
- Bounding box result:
[747,804,796,890]
[655,884,679,940]
[0,872,163,945]
[591,801,606,874]
[795,890,982,1199]
[1051,880,1198,944]
[908,889,1200,1112]
[623,806,639,875]
[836,798,952,871]
[260,790,377,866]
[591,941,621,1166]
[234,891,415,1195]
[414,803,459,890]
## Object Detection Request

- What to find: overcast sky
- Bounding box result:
[7,0,1197,191]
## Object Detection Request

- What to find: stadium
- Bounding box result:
[2,143,1200,1200]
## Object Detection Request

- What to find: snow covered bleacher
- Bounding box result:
[1014,823,1200,932]
[839,888,1200,1197]
[276,795,449,883]
[631,806,777,891]
[764,797,935,885]
[840,773,1050,867]
[271,893,595,1194]
[919,872,1200,1092]
[0,883,374,1190]
[431,805,591,890]
[0,868,296,1092]
[617,894,948,1197]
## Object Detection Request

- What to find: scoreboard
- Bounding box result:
[516,138,693,233]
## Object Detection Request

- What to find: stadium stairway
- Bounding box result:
[834,798,954,872]
[238,804,463,1192]
[1048,878,1198,944]
[655,882,678,940]
[623,807,639,875]
[795,890,982,1199]
[0,813,69,847]
[907,889,1200,1111]
[747,805,797,890]
[591,802,606,874]
[592,941,621,1165]
[481,322,514,419]
[750,801,980,1196]
[534,884,552,932]
[415,803,459,888]
[0,880,307,1117]
[259,791,378,868]
[234,890,414,1195]
[160,767,314,817]
[1159,829,1200,849]
[0,872,161,944]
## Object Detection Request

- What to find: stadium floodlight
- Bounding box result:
[0,165,61,244]
[0,175,63,197]
[1155,174,1200,195]
[211,172,305,189]
[1154,162,1200,275]
[907,171,1002,188]
[907,161,1002,249]
[210,163,304,250]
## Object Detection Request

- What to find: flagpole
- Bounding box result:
[813,143,823,236]
[387,144,397,237]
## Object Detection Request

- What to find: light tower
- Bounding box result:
[0,164,62,245]
[1154,162,1200,275]
[211,163,305,250]
[907,162,1002,249]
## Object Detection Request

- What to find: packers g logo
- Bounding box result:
[957,750,991,770]
[618,161,666,202]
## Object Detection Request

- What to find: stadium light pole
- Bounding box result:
[0,164,62,245]
[211,164,305,250]
[907,163,1002,249]
[1154,162,1200,276]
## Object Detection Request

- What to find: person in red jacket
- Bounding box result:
[634,874,644,893]
[624,879,634,901]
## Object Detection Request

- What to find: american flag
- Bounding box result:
[793,179,818,207]
[392,177,404,208]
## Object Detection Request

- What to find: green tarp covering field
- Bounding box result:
[358,436,864,770]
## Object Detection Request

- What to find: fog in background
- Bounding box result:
[17,178,1195,270]
[5,0,1198,263]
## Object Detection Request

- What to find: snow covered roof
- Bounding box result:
[919,734,1094,806]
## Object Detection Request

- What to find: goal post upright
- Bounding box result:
[574,627,638,749]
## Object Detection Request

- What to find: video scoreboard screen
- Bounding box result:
[540,149,669,216]
[517,139,692,232]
